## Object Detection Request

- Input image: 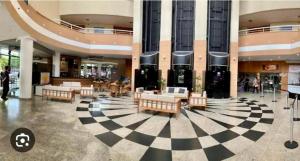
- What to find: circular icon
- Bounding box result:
[10,128,35,152]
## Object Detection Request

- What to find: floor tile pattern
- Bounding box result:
[76,96,274,161]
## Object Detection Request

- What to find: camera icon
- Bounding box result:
[15,133,30,148]
[11,128,35,152]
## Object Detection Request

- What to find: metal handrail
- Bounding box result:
[239,24,300,36]
[53,19,133,35]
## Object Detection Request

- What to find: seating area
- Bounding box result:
[42,85,75,103]
[40,79,133,102]
[134,87,207,116]
[138,93,181,117]
[42,82,95,102]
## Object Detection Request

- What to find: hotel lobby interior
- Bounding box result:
[0,0,300,161]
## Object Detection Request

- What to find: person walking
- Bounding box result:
[1,66,10,101]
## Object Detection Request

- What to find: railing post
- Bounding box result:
[260,83,264,97]
[284,92,290,109]
[295,95,300,121]
[284,100,298,149]
[272,86,277,102]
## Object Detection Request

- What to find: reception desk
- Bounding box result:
[51,78,94,87]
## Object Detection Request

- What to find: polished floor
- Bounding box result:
[0,92,300,161]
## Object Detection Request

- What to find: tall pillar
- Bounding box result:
[230,0,239,97]
[159,0,172,82]
[131,0,143,92]
[52,51,60,77]
[19,37,34,99]
[194,0,208,90]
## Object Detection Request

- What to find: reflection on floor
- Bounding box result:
[77,95,274,161]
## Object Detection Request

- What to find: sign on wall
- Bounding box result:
[262,64,279,71]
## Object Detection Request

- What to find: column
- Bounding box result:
[19,37,34,99]
[194,0,208,91]
[52,51,60,77]
[230,0,240,98]
[159,0,172,82]
[131,0,143,92]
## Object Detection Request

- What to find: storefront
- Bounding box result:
[238,61,289,92]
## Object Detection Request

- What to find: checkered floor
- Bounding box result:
[76,95,274,161]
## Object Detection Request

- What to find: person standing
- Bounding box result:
[253,77,259,93]
[1,66,10,101]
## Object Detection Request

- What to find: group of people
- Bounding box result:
[242,76,261,93]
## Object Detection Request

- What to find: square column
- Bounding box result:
[194,0,208,91]
[131,0,143,92]
[230,0,240,98]
[52,51,60,77]
[19,37,34,99]
[159,0,172,82]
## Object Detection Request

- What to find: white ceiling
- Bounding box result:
[240,8,300,28]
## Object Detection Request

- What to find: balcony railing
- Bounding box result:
[239,25,300,36]
[53,19,133,35]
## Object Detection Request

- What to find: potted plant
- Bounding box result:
[158,78,166,92]
[195,76,202,93]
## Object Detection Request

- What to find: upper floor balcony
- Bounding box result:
[5,0,133,56]
[239,25,300,57]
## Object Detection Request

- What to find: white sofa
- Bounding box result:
[133,87,155,102]
[61,82,81,91]
[138,93,181,117]
[163,87,189,99]
[42,85,75,103]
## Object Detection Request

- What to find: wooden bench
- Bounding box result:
[138,94,181,118]
[42,86,75,103]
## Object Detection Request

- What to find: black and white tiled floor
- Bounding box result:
[76,95,274,161]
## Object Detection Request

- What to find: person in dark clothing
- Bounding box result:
[1,66,11,101]
[244,78,249,92]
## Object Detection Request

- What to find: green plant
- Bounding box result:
[195,76,202,93]
[158,78,166,91]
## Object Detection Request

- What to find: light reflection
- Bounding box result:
[4,99,20,121]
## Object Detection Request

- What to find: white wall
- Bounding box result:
[240,0,300,15]
[59,0,133,18]
[29,0,60,20]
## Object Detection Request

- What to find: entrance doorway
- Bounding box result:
[238,72,281,93]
